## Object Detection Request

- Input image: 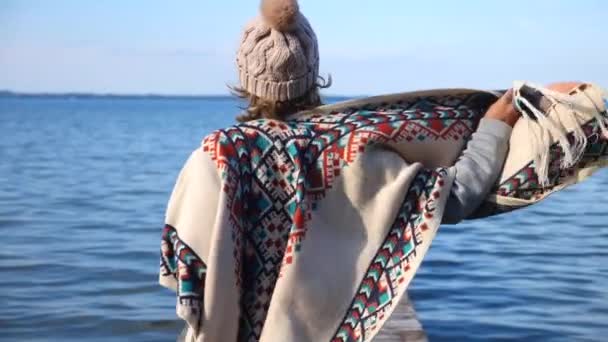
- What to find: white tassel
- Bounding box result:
[513,91,575,185]
[602,88,608,139]
[580,89,608,140]
[558,102,587,164]
[533,84,608,138]
[513,82,608,186]
[525,117,550,185]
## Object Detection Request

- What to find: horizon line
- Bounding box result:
[0,89,359,99]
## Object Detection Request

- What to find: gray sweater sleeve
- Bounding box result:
[441,118,512,224]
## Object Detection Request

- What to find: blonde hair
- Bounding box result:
[232,76,332,123]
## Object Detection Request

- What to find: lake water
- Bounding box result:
[1,97,607,342]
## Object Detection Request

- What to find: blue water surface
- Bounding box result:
[0,97,606,342]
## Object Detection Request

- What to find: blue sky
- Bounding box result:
[1,0,606,95]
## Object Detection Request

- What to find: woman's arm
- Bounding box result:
[442,90,519,224]
[441,117,512,224]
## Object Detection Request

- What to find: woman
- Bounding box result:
[160,0,579,341]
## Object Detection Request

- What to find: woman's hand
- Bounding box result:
[484,89,520,127]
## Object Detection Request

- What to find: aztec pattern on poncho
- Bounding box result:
[161,93,485,341]
[497,114,608,200]
[160,92,608,341]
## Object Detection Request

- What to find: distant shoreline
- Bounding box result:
[0,90,354,101]
[0,90,236,100]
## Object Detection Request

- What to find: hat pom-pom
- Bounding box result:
[261,0,299,32]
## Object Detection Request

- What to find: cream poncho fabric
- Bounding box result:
[160,83,608,342]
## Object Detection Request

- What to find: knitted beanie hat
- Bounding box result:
[237,0,319,102]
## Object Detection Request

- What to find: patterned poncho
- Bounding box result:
[160,84,608,342]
